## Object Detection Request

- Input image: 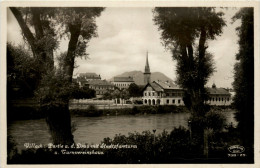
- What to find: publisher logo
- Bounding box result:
[228,145,245,154]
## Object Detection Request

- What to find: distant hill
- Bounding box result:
[110,71,174,86]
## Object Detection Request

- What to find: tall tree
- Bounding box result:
[232,8,254,152]
[153,7,225,115]
[10,7,104,145]
[153,7,226,156]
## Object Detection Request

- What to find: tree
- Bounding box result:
[7,43,39,98]
[10,7,104,145]
[153,7,226,156]
[128,83,142,97]
[232,8,254,151]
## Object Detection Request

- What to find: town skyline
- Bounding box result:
[7,7,240,88]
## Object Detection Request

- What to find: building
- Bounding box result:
[76,73,101,87]
[142,80,185,106]
[86,80,114,95]
[141,53,231,106]
[112,76,134,90]
[205,83,232,106]
[144,51,151,85]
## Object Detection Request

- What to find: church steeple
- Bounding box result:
[144,51,151,85]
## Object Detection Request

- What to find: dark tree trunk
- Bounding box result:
[10,7,37,56]
[64,22,81,82]
[45,103,74,145]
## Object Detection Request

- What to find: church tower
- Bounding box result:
[144,51,151,85]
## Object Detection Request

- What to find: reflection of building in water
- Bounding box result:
[205,83,232,106]
[112,76,134,90]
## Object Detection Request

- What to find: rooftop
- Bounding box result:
[150,82,164,92]
[78,73,101,79]
[88,80,113,86]
[154,80,181,90]
[206,87,231,95]
[113,76,134,82]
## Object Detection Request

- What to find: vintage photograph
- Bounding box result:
[2,2,257,165]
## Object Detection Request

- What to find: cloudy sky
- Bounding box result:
[7,7,240,88]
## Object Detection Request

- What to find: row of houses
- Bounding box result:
[73,52,232,106]
[142,81,232,106]
[74,72,134,96]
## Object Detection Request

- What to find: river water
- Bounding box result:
[8,110,237,151]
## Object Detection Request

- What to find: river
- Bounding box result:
[8,110,237,151]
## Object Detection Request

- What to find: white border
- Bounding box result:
[1,1,259,168]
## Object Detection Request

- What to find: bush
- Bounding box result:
[8,126,252,164]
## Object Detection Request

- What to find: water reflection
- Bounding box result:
[8,111,237,151]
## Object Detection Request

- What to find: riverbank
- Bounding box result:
[70,105,189,117]
[7,105,190,120]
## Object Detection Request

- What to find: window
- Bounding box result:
[148,92,150,96]
[145,92,147,96]
[213,98,214,101]
[152,92,154,96]
[227,98,229,101]
[166,99,169,104]
[172,99,175,104]
[178,99,181,104]
[219,98,221,101]
[222,98,223,101]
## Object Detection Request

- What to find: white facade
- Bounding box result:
[142,84,185,106]
[205,95,231,106]
[112,81,133,90]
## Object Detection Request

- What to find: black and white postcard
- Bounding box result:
[1,1,259,167]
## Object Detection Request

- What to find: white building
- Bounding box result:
[112,76,134,90]
[205,83,232,106]
[142,81,185,106]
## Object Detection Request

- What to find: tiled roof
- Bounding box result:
[79,73,101,79]
[143,81,182,92]
[113,76,134,82]
[150,82,164,92]
[88,80,113,86]
[153,81,181,90]
[206,87,231,95]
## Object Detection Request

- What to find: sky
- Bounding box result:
[7,7,241,88]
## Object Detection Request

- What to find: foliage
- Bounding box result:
[8,126,252,164]
[128,83,143,97]
[7,43,39,98]
[205,110,226,131]
[71,86,96,99]
[103,88,130,100]
[153,8,225,49]
[10,7,105,144]
[34,69,71,108]
[232,8,254,148]
[153,8,226,156]
[153,7,225,115]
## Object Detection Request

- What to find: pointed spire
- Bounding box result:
[144,51,151,85]
[144,51,150,74]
